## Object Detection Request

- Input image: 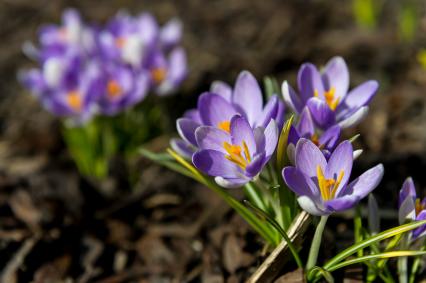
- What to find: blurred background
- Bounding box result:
[0,0,426,282]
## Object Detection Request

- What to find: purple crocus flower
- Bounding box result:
[145,47,187,96]
[192,115,278,188]
[97,64,150,115]
[99,11,158,67]
[287,107,341,163]
[171,71,284,159]
[282,57,379,130]
[398,177,426,240]
[282,138,384,216]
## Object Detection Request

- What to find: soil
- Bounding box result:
[0,0,426,282]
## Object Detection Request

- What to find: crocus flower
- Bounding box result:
[193,115,278,188]
[282,138,384,216]
[99,11,158,67]
[282,57,379,130]
[398,177,426,240]
[171,71,284,159]
[145,47,187,96]
[97,64,150,115]
[287,107,341,163]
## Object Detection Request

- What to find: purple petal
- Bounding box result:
[253,127,266,154]
[342,80,379,109]
[177,118,200,146]
[256,95,279,128]
[288,126,300,146]
[282,167,320,199]
[232,71,263,126]
[399,196,416,225]
[297,63,324,103]
[195,126,231,153]
[325,194,360,212]
[183,109,202,124]
[319,125,341,150]
[170,138,195,159]
[160,18,182,48]
[322,57,349,101]
[275,100,285,130]
[307,97,336,129]
[192,149,241,178]
[210,81,232,102]
[198,92,237,127]
[296,107,315,138]
[326,141,353,195]
[337,106,369,129]
[341,164,384,199]
[295,138,327,178]
[297,195,327,216]
[413,211,426,239]
[245,152,266,178]
[282,81,303,113]
[230,115,256,155]
[215,176,249,188]
[263,119,278,159]
[399,177,417,208]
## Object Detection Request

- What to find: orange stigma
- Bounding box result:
[107,80,122,99]
[218,121,231,133]
[151,68,167,84]
[415,198,425,215]
[67,91,82,112]
[314,87,340,111]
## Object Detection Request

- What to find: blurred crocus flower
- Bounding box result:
[398,177,426,240]
[97,64,150,115]
[193,115,278,188]
[145,48,187,96]
[287,107,340,163]
[99,12,158,67]
[282,57,379,130]
[171,71,284,158]
[282,138,384,216]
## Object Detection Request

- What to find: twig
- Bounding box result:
[247,212,311,283]
[1,233,41,283]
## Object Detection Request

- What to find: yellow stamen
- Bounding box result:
[311,134,320,146]
[315,87,340,111]
[242,141,251,162]
[223,141,251,169]
[107,80,122,99]
[67,91,82,112]
[151,68,167,84]
[316,165,345,201]
[218,121,231,133]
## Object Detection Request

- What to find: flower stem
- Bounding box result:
[398,235,409,283]
[307,215,329,271]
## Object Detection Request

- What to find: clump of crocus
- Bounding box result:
[282,57,379,130]
[193,115,278,188]
[20,8,187,124]
[398,177,426,240]
[171,70,284,159]
[282,138,384,216]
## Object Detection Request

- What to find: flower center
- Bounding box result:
[223,141,251,169]
[311,134,320,146]
[107,80,123,99]
[415,198,425,215]
[316,165,344,201]
[67,91,82,112]
[218,120,231,133]
[151,68,167,85]
[314,87,340,111]
[115,37,126,48]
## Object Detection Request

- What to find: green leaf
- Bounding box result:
[276,115,294,171]
[263,76,281,99]
[327,251,426,272]
[323,220,426,270]
[308,266,334,283]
